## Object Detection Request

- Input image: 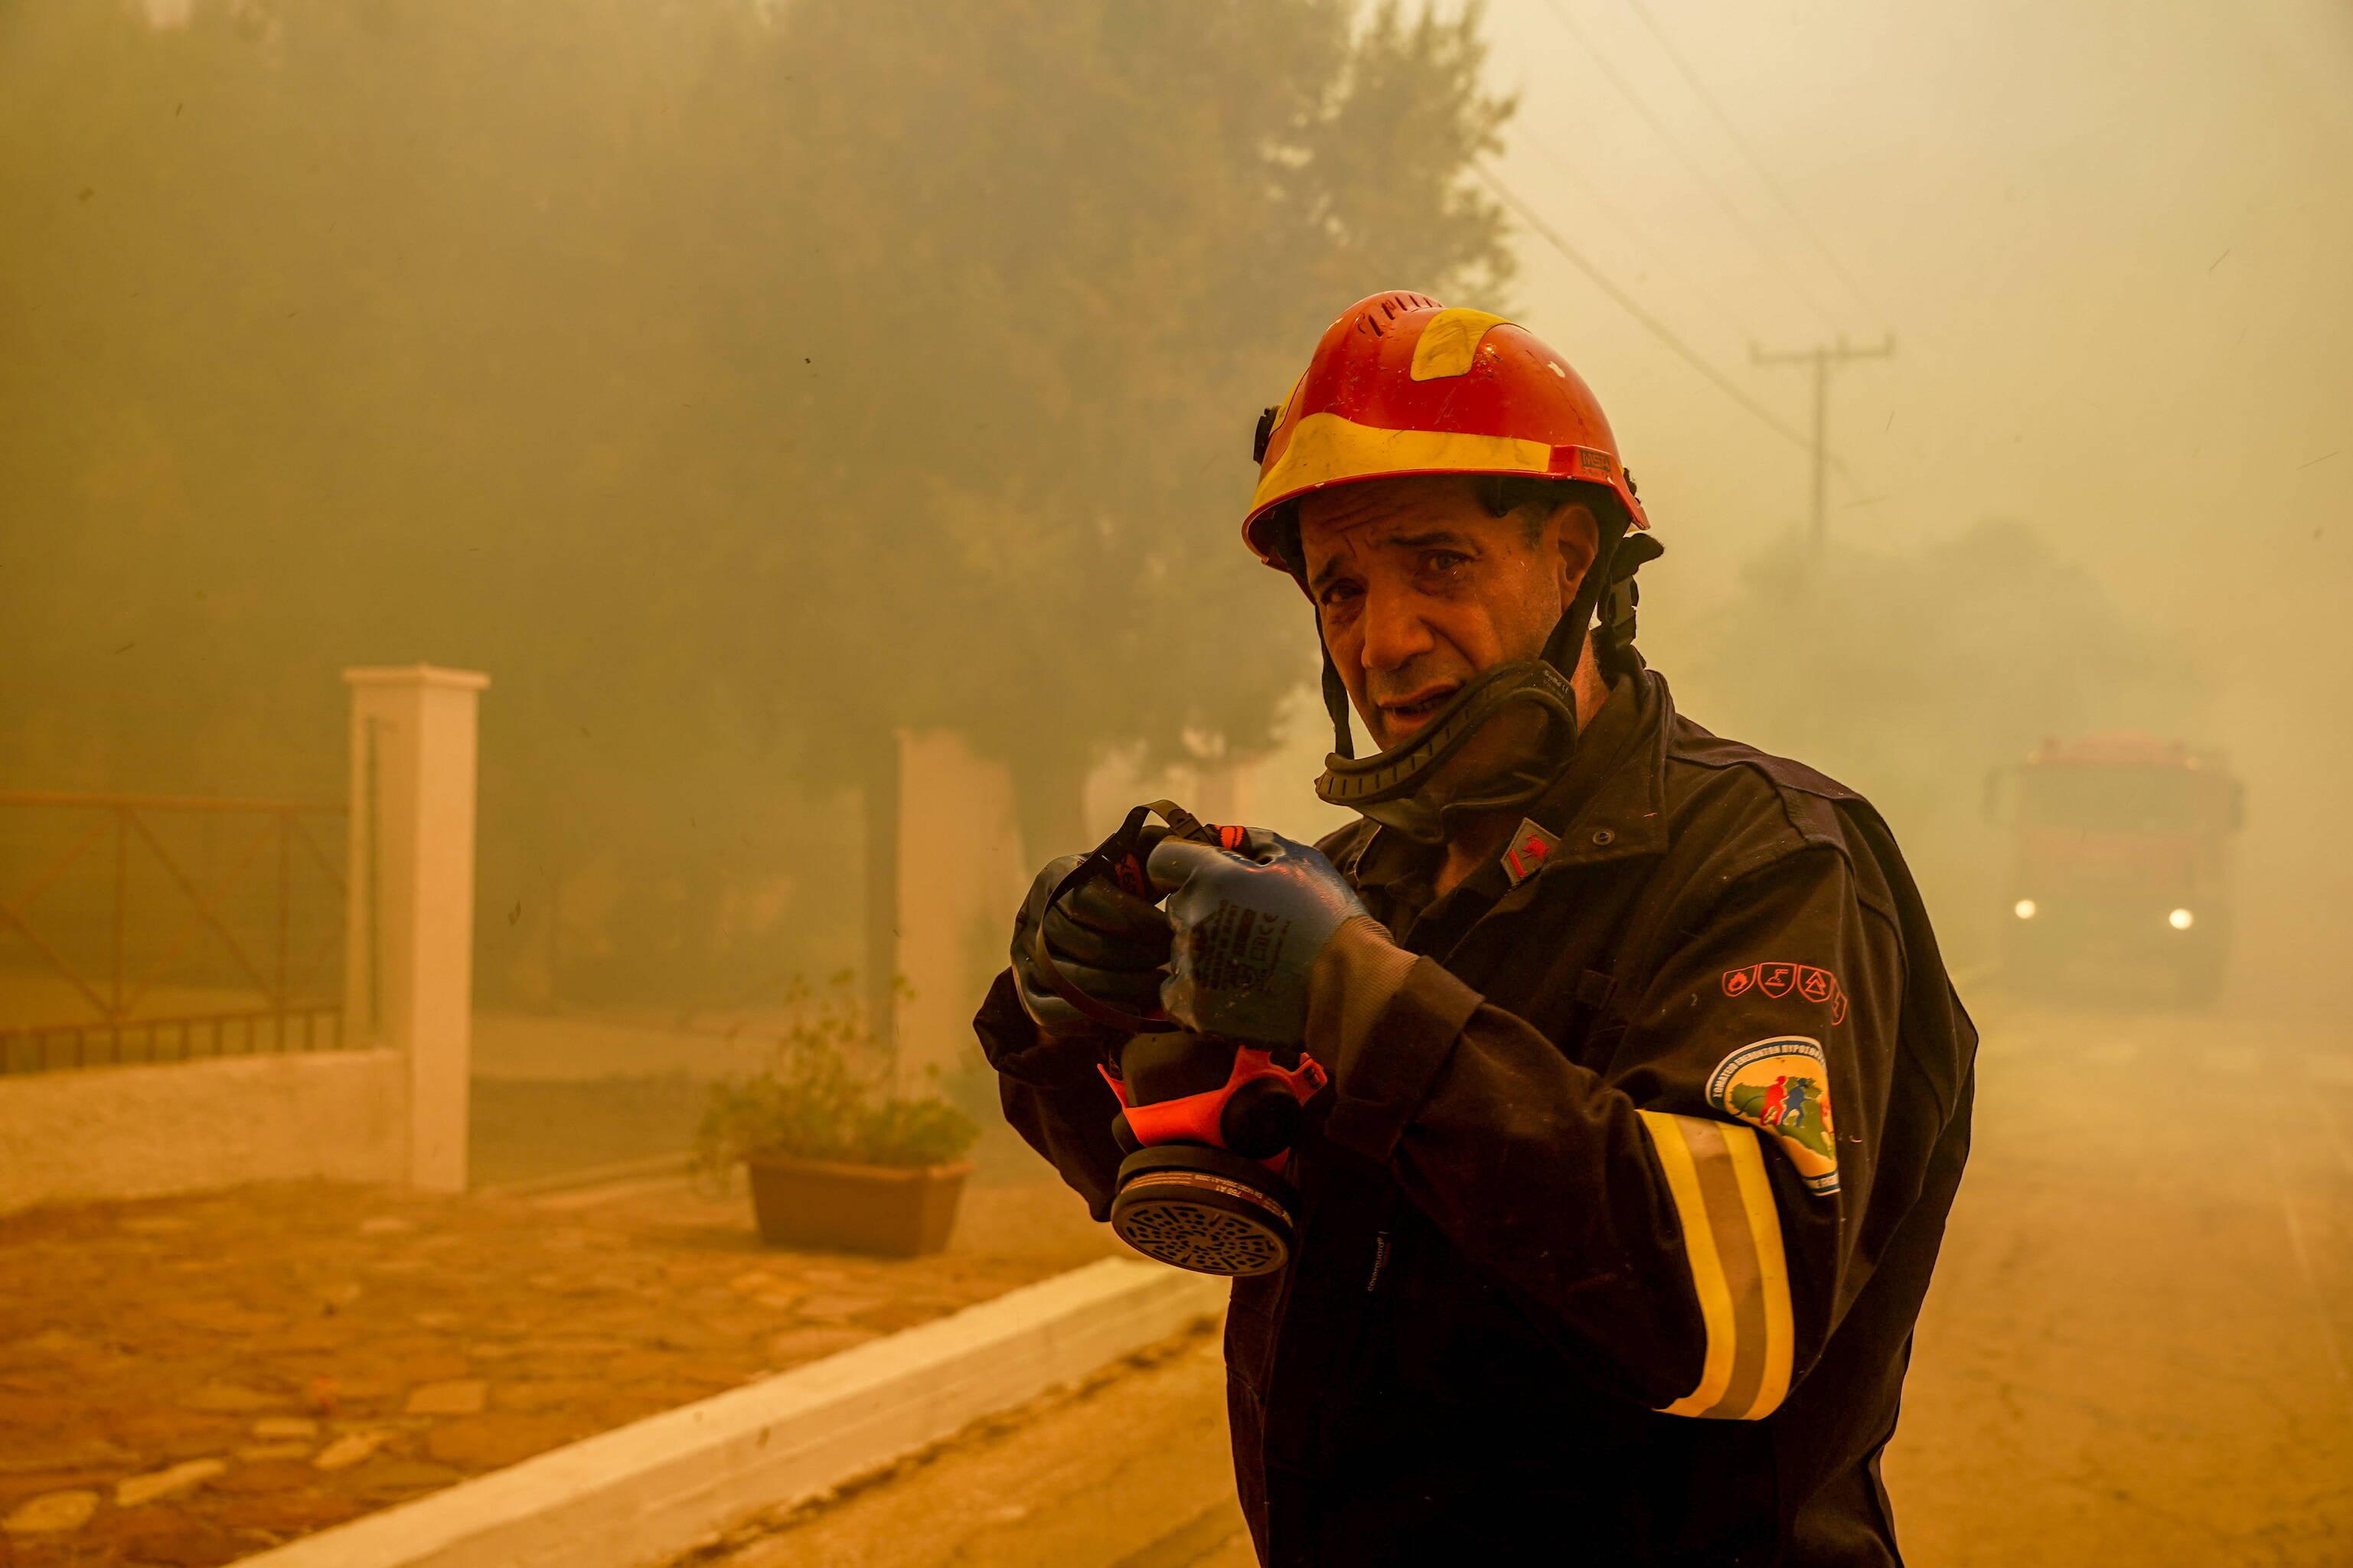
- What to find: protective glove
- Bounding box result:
[1009,853,1173,1042]
[1146,830,1394,1048]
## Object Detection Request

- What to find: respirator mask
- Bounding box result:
[1027,801,1327,1277]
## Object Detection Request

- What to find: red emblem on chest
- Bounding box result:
[1500,818,1560,889]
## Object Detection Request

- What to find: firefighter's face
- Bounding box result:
[1300,476,1598,749]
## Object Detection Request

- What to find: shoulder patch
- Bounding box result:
[1501,817,1559,888]
[1706,1037,1839,1195]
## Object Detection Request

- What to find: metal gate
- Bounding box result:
[0,793,347,1074]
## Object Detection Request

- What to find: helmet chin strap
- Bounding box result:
[1320,644,1356,759]
[1312,502,1642,823]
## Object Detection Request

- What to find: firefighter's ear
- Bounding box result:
[1549,499,1600,600]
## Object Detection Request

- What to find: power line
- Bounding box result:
[1621,0,1886,322]
[1477,164,1847,471]
[1520,131,1762,347]
[1535,0,1847,333]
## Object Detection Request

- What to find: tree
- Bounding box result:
[684,0,1517,858]
[0,0,1518,1012]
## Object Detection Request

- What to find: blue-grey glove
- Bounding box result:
[1010,854,1173,1042]
[1145,830,1371,1046]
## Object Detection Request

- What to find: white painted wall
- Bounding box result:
[0,1049,406,1211]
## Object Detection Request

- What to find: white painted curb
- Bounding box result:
[237,1257,1230,1568]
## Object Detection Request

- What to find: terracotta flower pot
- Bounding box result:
[742,1151,976,1257]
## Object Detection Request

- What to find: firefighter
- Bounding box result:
[974,292,1977,1566]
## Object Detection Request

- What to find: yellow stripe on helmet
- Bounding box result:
[1248,410,1555,516]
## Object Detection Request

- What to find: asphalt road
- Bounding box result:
[690,995,2353,1566]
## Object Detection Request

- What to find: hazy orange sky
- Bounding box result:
[1241,2,2348,997]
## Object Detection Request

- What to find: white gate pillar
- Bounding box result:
[892,730,1026,1085]
[343,665,488,1193]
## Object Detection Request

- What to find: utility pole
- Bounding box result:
[1751,334,1894,551]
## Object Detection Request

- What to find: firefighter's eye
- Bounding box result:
[1420,549,1471,577]
[1318,579,1363,609]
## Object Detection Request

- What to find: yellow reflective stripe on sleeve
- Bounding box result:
[1640,1110,1737,1415]
[1638,1110,1797,1421]
[1723,1123,1795,1417]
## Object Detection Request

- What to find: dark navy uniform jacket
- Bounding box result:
[975,668,1977,1566]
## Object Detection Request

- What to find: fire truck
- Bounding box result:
[1989,734,2244,1005]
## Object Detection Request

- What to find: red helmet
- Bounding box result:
[1242,292,1650,566]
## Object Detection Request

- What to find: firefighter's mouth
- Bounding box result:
[1378,684,1460,732]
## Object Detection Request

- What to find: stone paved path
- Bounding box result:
[0,1173,1114,1566]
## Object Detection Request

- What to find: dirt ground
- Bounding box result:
[682,1323,1254,1568]
[1883,996,2353,1564]
[0,1167,1114,1566]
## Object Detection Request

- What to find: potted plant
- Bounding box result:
[694,977,981,1257]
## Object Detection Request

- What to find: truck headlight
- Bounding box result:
[2013,898,2038,921]
[2168,908,2195,931]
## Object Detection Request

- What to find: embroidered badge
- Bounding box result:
[1706,1036,1839,1195]
[1501,818,1559,888]
[1722,962,1849,1025]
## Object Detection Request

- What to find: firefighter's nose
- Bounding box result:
[1359,588,1436,676]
